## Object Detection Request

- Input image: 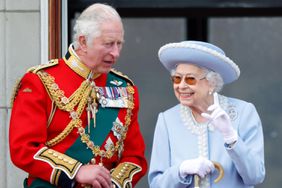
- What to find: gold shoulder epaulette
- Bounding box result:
[110,69,134,86]
[111,162,142,188]
[11,60,59,108]
[27,59,59,73]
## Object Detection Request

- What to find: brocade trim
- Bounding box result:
[50,169,61,185]
[28,59,59,74]
[64,45,101,80]
[34,147,82,179]
[37,70,92,147]
[110,68,134,86]
[38,70,134,163]
[111,162,142,188]
[76,84,135,163]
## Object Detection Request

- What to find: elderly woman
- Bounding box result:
[148,41,265,188]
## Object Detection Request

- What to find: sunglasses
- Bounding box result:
[171,74,206,85]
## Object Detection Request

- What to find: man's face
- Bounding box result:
[83,20,124,74]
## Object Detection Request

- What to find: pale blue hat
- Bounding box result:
[158,41,240,84]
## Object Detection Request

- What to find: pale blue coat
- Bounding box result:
[148,95,265,188]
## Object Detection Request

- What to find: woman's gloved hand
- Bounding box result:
[179,156,215,179]
[201,92,238,144]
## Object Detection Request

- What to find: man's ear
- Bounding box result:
[78,35,87,52]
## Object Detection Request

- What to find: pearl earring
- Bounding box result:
[209,91,212,95]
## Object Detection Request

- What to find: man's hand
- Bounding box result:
[75,164,112,188]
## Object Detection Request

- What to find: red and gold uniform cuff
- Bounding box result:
[34,147,82,181]
[111,162,142,188]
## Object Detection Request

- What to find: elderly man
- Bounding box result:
[9,3,147,188]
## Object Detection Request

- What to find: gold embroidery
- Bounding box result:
[64,45,100,80]
[51,169,61,185]
[37,71,91,112]
[11,60,58,108]
[38,70,134,163]
[110,69,134,86]
[111,162,142,188]
[37,70,92,147]
[22,88,32,93]
[75,84,135,164]
[28,59,59,73]
[47,101,57,128]
[34,147,82,179]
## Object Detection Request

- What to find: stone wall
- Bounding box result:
[0,0,40,187]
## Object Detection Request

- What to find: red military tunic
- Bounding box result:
[9,45,147,187]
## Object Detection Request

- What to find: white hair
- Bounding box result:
[72,3,123,49]
[170,65,224,92]
[203,68,224,92]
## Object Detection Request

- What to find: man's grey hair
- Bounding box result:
[72,3,124,49]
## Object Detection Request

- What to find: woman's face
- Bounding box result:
[172,63,213,111]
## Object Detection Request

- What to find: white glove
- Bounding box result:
[201,92,238,144]
[179,157,215,179]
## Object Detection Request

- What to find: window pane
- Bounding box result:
[209,17,282,188]
[117,18,186,188]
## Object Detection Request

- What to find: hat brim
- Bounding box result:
[159,43,240,84]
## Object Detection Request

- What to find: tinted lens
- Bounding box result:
[171,75,200,85]
[185,76,197,85]
[171,75,182,84]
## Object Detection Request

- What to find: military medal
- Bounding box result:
[97,86,129,108]
[105,138,114,151]
[110,79,123,86]
[40,49,137,171]
[112,118,125,140]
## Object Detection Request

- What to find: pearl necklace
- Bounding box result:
[180,104,213,188]
[179,95,232,187]
[180,104,214,135]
